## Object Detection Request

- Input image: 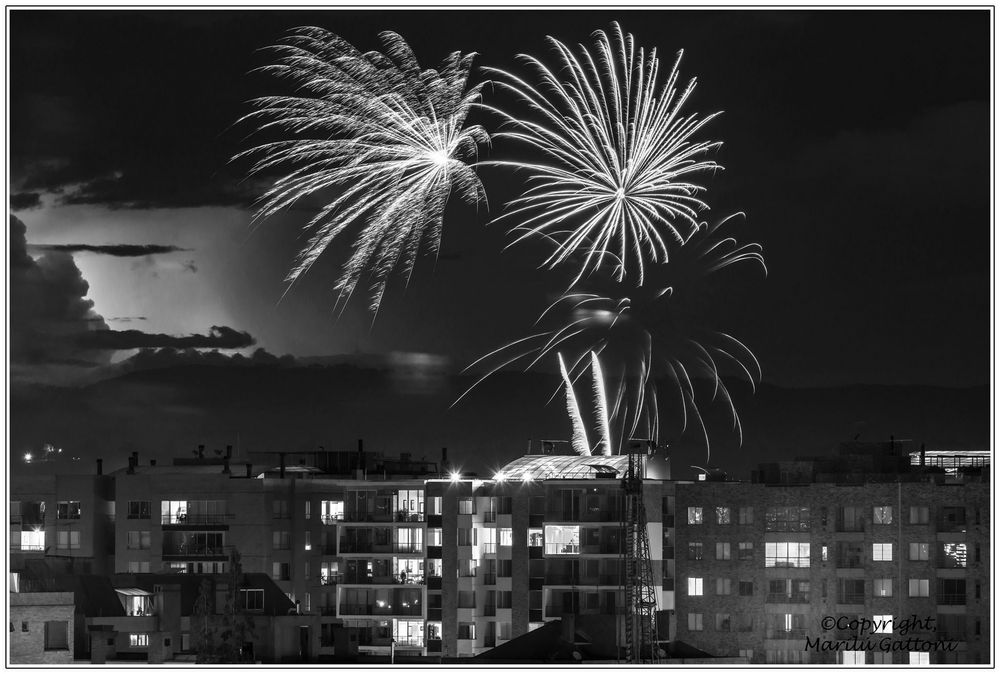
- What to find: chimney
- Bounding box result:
[222,458,230,474]
[96,458,103,476]
[920,443,926,467]
[126,456,135,475]
[279,453,286,479]
[246,463,253,479]
[197,444,205,459]
[441,447,448,474]
[225,445,233,460]
[131,451,139,466]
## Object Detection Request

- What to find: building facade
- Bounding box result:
[673,444,990,665]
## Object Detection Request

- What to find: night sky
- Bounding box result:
[9,9,991,476]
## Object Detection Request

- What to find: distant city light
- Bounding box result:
[23,452,32,463]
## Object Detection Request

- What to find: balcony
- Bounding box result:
[483,573,496,586]
[161,514,232,527]
[338,603,423,617]
[937,593,966,606]
[484,512,497,523]
[338,541,423,554]
[766,593,810,604]
[838,594,866,605]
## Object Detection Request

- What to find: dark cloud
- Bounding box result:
[29,243,189,257]
[76,325,255,350]
[9,214,111,370]
[10,192,42,210]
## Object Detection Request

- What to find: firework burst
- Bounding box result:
[483,22,722,286]
[236,27,490,314]
[459,214,765,458]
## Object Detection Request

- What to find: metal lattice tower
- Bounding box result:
[620,442,659,664]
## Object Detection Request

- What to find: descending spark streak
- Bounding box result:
[236,27,490,314]
[460,214,765,457]
[590,352,613,456]
[559,353,592,456]
[482,22,722,286]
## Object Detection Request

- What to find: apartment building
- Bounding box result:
[12,438,984,664]
[673,444,990,665]
[425,446,675,658]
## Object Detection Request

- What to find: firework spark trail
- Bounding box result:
[481,22,722,286]
[559,353,592,456]
[459,214,765,458]
[236,26,490,314]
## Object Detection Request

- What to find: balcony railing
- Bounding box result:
[838,595,866,605]
[394,637,424,648]
[484,512,497,523]
[162,545,227,558]
[339,603,423,616]
[766,593,810,604]
[161,514,232,526]
[483,573,496,585]
[766,628,808,639]
[338,542,423,554]
[937,593,966,605]
[321,515,344,525]
[10,544,45,552]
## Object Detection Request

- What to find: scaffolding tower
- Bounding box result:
[620,441,660,664]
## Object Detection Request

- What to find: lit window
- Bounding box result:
[129,633,149,647]
[821,545,828,562]
[909,652,930,665]
[499,528,513,547]
[527,528,543,547]
[715,507,731,525]
[687,577,704,596]
[687,613,703,631]
[56,501,81,520]
[764,506,810,531]
[687,507,703,525]
[426,528,442,547]
[873,615,893,634]
[716,578,732,595]
[57,531,81,550]
[738,507,753,524]
[716,542,731,560]
[941,543,967,568]
[873,506,893,525]
[458,498,475,515]
[872,543,892,561]
[240,589,264,611]
[765,542,811,567]
[738,542,754,560]
[873,578,892,597]
[909,542,930,560]
[842,651,865,665]
[304,532,311,551]
[544,525,580,555]
[19,530,44,551]
[126,531,150,550]
[320,500,344,523]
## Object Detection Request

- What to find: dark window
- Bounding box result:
[127,501,151,519]
[163,638,171,647]
[738,581,754,596]
[56,501,81,520]
[21,622,29,632]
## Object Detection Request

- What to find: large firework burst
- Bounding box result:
[459,214,765,457]
[483,22,722,286]
[237,27,490,313]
